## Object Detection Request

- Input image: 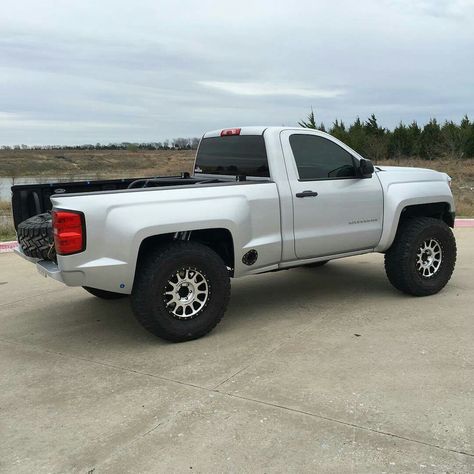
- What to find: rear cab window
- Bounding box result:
[194,135,270,177]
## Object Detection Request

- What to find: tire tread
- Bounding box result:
[17,213,56,260]
[131,241,230,342]
[384,217,456,296]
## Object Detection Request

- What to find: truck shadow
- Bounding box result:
[76,258,397,333]
[4,259,404,349]
[227,259,397,318]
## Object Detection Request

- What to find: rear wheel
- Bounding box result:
[83,287,128,299]
[131,241,231,342]
[384,217,456,296]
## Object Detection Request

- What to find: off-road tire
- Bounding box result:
[83,287,128,299]
[384,217,456,296]
[131,241,231,342]
[17,213,56,260]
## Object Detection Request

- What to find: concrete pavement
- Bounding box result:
[0,229,473,473]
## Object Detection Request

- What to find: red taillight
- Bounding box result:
[220,128,241,136]
[52,210,85,255]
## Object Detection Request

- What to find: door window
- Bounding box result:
[289,134,356,180]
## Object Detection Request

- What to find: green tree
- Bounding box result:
[298,108,317,129]
[297,110,474,161]
[329,119,348,142]
[407,121,422,156]
[364,114,385,137]
[460,115,474,158]
[441,120,465,159]
[389,122,410,160]
[363,114,388,162]
[347,117,367,156]
[419,119,442,159]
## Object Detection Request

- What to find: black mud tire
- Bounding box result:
[384,217,456,296]
[131,241,231,342]
[83,287,128,299]
[17,213,56,260]
[306,260,329,268]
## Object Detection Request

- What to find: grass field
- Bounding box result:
[0,148,195,179]
[0,201,14,241]
[0,149,472,241]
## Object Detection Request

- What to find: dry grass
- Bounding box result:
[0,151,472,242]
[0,201,11,212]
[0,225,14,242]
[0,202,15,241]
[0,149,195,178]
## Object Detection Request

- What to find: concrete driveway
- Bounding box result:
[1,229,473,473]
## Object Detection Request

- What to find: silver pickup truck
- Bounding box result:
[12,126,456,342]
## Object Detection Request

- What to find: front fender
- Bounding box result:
[375,180,454,252]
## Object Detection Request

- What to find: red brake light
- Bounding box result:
[52,210,85,255]
[221,128,241,136]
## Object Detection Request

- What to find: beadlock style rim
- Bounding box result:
[416,238,443,278]
[163,267,210,319]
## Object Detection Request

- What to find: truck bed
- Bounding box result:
[11,173,239,229]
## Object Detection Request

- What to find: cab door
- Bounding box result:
[280,130,383,259]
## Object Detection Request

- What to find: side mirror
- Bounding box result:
[359,159,374,178]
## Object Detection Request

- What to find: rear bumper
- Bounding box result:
[14,247,84,286]
[36,259,65,283]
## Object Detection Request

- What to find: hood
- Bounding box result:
[376,165,450,185]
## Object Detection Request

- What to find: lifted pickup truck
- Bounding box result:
[12,127,456,342]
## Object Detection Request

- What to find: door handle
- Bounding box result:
[296,190,319,198]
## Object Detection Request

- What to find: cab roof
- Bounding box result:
[203,126,321,138]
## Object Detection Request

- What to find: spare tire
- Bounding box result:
[17,212,56,261]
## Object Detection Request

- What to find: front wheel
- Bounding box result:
[384,217,456,296]
[131,241,231,342]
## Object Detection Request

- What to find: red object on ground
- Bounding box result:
[455,219,474,228]
[0,241,19,253]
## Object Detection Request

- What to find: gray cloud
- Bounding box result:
[0,0,473,145]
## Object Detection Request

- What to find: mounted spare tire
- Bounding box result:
[17,212,56,261]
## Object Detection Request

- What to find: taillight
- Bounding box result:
[52,210,86,255]
[221,128,241,136]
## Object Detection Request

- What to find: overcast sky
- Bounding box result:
[0,0,473,145]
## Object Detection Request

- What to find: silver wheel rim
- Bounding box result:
[416,238,442,278]
[163,267,210,319]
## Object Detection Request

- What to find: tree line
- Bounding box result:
[3,112,474,160]
[0,137,201,151]
[299,110,474,161]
